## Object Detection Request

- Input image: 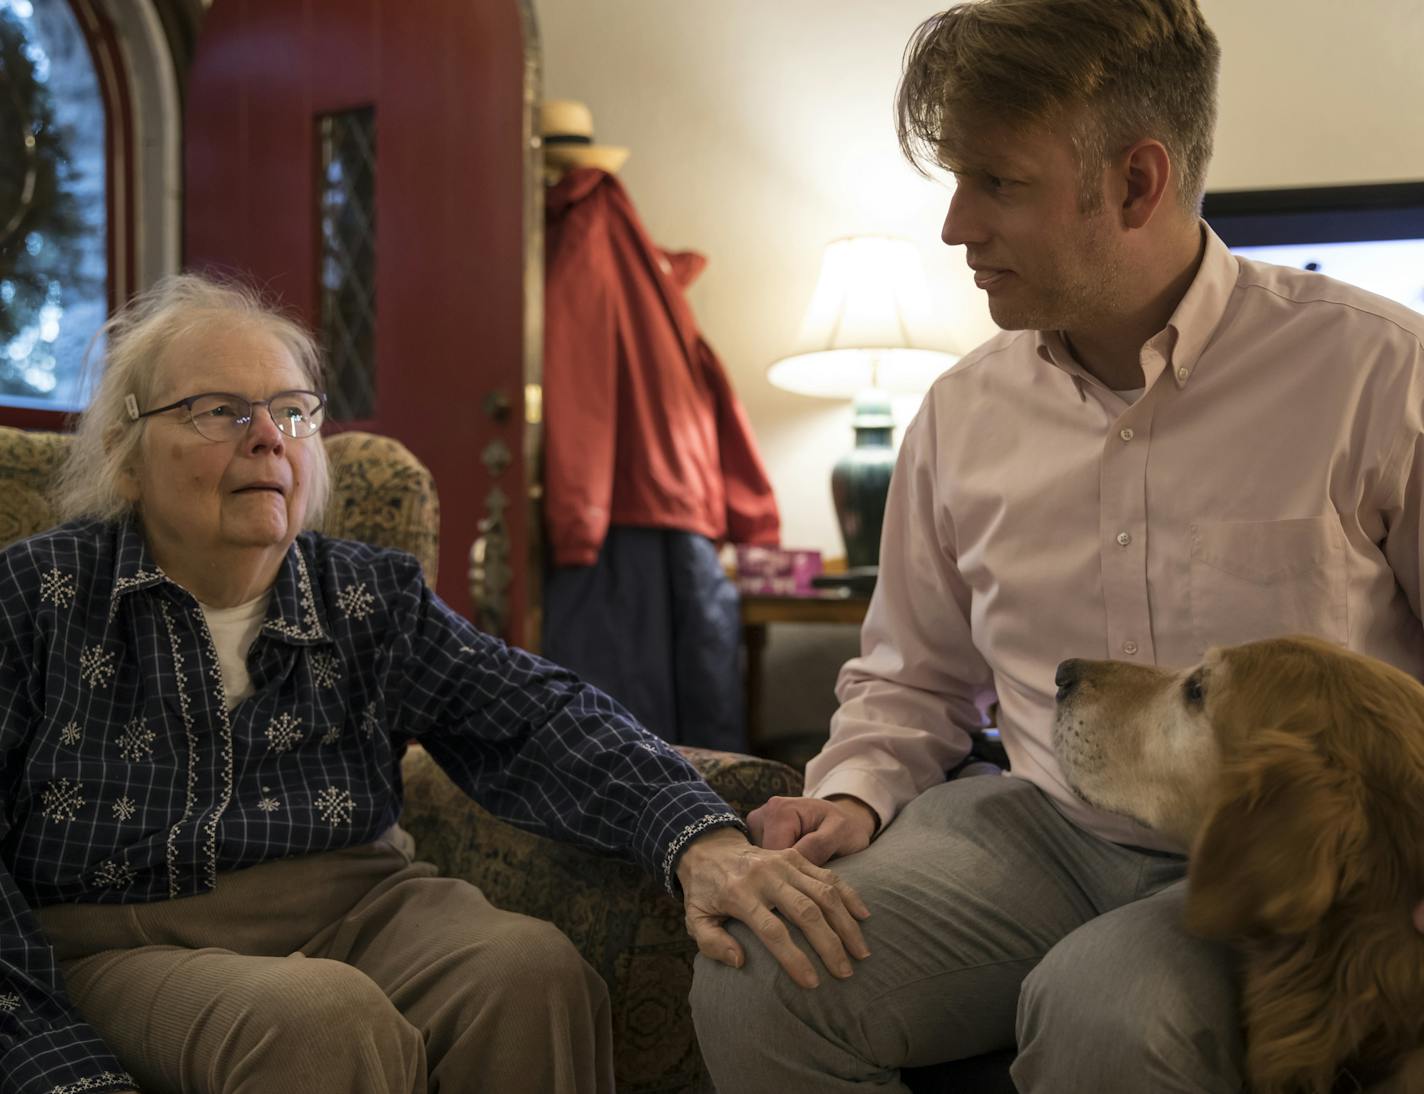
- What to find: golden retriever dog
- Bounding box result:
[1052,636,1424,1094]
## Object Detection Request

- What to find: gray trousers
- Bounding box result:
[690,776,1244,1093]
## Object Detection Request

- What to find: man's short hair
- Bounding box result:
[896,0,1221,213]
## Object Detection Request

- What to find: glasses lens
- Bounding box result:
[269,391,325,438]
[187,394,251,440]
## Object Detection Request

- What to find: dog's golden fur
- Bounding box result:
[1053,636,1424,1093]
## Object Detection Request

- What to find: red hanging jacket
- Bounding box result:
[543,167,780,567]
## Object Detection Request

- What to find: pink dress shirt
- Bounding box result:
[806,225,1424,851]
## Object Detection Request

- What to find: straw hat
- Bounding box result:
[539,99,629,175]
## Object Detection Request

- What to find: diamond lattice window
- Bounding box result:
[317,106,377,420]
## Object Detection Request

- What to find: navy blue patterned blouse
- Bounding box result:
[0,518,744,1094]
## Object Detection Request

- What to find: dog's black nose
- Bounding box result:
[1055,659,1081,701]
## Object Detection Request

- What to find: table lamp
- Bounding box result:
[767,236,957,578]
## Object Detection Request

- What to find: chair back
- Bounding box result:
[0,426,440,583]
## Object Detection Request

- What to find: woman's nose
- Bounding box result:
[243,405,285,452]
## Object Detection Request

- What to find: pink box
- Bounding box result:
[735,545,823,596]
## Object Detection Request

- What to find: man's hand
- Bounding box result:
[677,827,871,988]
[746,794,878,866]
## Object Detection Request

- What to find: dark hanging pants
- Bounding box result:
[543,526,745,753]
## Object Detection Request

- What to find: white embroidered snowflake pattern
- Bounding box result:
[92,860,135,889]
[39,566,75,608]
[112,796,137,822]
[360,703,381,740]
[78,645,116,689]
[336,582,376,620]
[257,786,282,813]
[40,778,86,823]
[661,811,742,896]
[310,651,342,688]
[314,785,356,827]
[267,712,304,753]
[52,1073,139,1094]
[0,991,18,1014]
[264,549,326,641]
[320,724,342,745]
[59,720,81,747]
[118,717,156,762]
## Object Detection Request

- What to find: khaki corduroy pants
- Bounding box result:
[36,833,614,1094]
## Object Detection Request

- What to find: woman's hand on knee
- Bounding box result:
[747,794,878,866]
[676,827,871,989]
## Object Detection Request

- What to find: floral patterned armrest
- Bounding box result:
[0,425,68,548]
[398,744,803,1094]
[321,431,441,584]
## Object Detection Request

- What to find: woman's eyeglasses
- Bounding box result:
[126,390,327,442]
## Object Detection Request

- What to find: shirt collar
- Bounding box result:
[1034,221,1240,393]
[1160,221,1239,387]
[260,535,331,646]
[109,520,331,646]
[110,517,168,607]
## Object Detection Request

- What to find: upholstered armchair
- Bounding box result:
[0,424,803,1094]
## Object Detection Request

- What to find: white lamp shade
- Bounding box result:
[767,347,952,398]
[768,236,958,399]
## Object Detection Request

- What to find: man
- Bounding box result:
[691,2,1424,1091]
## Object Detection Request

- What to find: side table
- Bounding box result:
[740,590,870,753]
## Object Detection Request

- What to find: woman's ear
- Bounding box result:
[1185,729,1364,939]
[105,426,141,504]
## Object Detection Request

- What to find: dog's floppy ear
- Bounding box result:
[1185,728,1364,939]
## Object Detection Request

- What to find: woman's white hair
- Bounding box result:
[52,272,332,527]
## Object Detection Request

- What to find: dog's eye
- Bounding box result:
[1183,674,1206,706]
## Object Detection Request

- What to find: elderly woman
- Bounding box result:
[0,275,869,1094]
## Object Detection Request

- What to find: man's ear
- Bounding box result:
[1185,729,1364,939]
[1117,138,1173,230]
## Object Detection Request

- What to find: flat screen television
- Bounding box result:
[1202,181,1424,316]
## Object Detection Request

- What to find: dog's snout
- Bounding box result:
[1055,659,1082,701]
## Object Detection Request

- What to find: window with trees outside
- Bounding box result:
[0,0,107,411]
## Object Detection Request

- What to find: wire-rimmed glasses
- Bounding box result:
[126,390,327,442]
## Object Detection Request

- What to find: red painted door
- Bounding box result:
[184,0,539,645]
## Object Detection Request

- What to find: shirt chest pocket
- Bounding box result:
[1187,516,1348,651]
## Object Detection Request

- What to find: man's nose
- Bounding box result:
[1055,659,1082,701]
[941,187,983,247]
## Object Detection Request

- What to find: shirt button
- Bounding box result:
[1176,367,1189,381]
[1116,531,1132,547]
[1119,428,1134,442]
[1122,640,1139,656]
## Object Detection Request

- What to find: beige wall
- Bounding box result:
[534,0,1424,559]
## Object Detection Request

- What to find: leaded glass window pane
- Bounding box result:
[0,0,107,409]
[318,106,376,420]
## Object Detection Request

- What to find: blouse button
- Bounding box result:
[1120,428,1134,442]
[1122,640,1139,656]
